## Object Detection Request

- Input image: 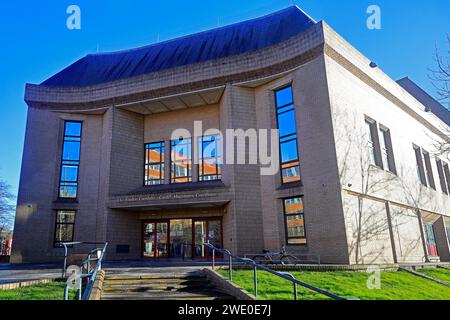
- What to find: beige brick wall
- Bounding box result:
[11,108,105,263]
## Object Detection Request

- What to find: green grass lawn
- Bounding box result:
[0,282,77,300]
[417,268,450,284]
[218,269,450,300]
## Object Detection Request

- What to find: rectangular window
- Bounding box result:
[275,86,301,184]
[424,223,438,257]
[447,227,450,246]
[436,159,449,195]
[365,119,381,167]
[444,163,450,195]
[59,121,82,198]
[54,210,76,244]
[366,120,378,166]
[145,142,165,185]
[379,126,396,173]
[171,138,192,183]
[283,197,306,245]
[422,150,436,190]
[198,135,222,181]
[414,146,427,186]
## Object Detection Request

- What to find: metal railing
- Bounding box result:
[205,242,349,300]
[56,241,108,300]
[243,252,321,265]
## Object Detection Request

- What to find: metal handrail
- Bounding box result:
[56,241,108,300]
[205,242,348,300]
[81,242,108,300]
[244,252,321,265]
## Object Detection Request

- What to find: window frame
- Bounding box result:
[58,120,82,199]
[414,145,428,186]
[274,85,301,185]
[53,210,76,247]
[198,134,222,182]
[443,163,450,195]
[282,196,307,246]
[144,141,165,186]
[170,138,192,184]
[435,159,449,195]
[378,125,397,174]
[422,150,436,190]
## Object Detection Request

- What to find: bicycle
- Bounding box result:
[251,246,298,265]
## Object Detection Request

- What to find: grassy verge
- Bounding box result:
[218,269,450,300]
[417,268,450,284]
[0,282,77,300]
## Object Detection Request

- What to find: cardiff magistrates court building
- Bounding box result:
[11,6,450,264]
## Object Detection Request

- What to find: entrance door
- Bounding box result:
[170,219,192,259]
[143,221,169,258]
[193,219,222,258]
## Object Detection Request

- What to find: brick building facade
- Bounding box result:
[11,6,450,264]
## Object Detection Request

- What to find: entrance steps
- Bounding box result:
[101,272,235,300]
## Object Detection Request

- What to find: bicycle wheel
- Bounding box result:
[280,255,297,265]
[252,255,269,264]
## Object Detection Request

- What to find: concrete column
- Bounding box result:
[219,84,265,256]
[433,216,450,262]
[417,210,431,262]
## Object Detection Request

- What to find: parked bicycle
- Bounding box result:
[251,246,298,265]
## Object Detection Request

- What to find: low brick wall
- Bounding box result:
[87,270,105,300]
[215,264,400,272]
[0,278,58,290]
[202,268,256,300]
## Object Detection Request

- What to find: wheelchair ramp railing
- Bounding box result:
[56,241,108,300]
[205,242,353,300]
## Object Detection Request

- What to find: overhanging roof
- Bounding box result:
[397,77,450,126]
[41,6,315,87]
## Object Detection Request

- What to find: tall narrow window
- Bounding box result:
[275,86,301,184]
[171,138,192,183]
[422,150,435,190]
[54,210,76,244]
[414,146,427,186]
[436,159,449,195]
[444,163,450,194]
[59,121,82,198]
[379,126,396,173]
[198,135,221,181]
[283,197,306,245]
[424,223,438,257]
[365,120,380,167]
[145,142,165,185]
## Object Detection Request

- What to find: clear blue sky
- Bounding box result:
[0,0,449,197]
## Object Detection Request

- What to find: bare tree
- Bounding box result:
[0,179,15,233]
[429,35,450,160]
[429,35,450,107]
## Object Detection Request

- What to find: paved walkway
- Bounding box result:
[0,263,62,284]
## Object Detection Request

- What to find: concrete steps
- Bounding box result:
[101,272,234,300]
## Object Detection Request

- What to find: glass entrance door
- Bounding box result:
[169,219,192,259]
[193,219,222,258]
[143,221,169,258]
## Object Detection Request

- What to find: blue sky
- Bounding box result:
[0,0,449,197]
